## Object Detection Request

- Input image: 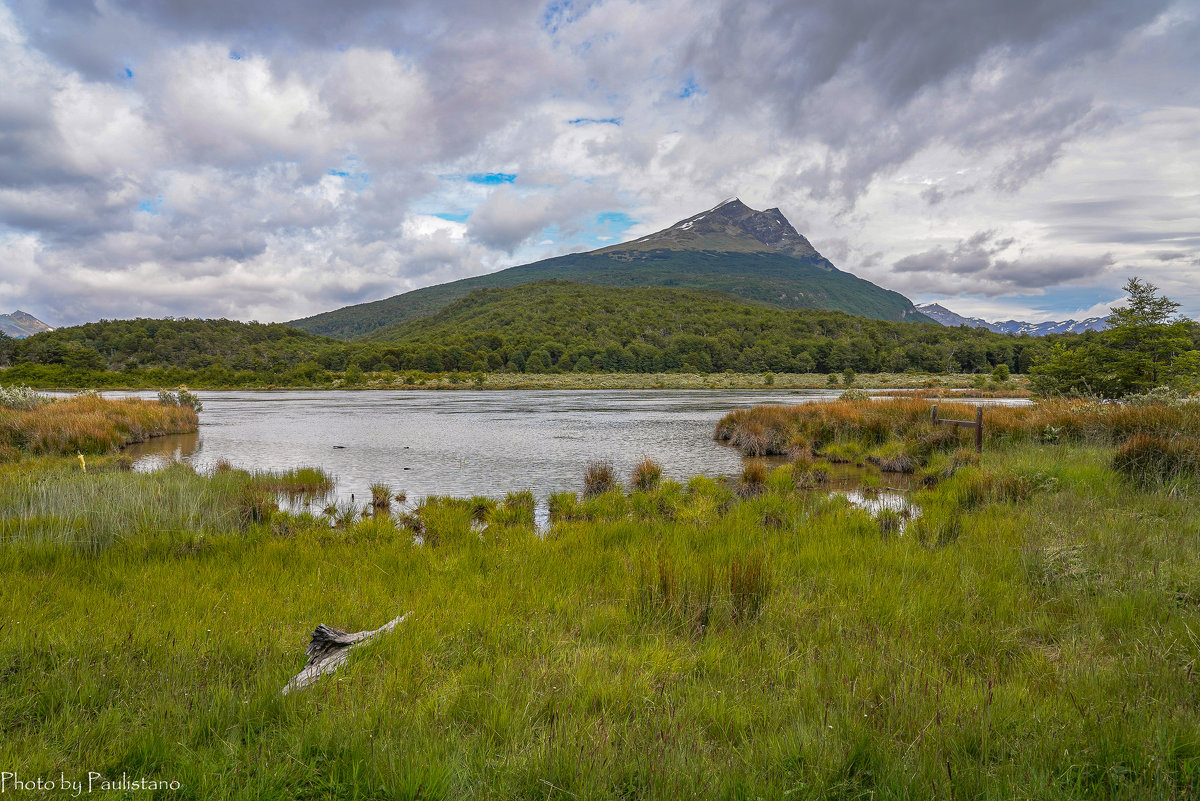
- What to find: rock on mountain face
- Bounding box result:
[604,197,821,260]
[916,303,1107,336]
[0,310,54,338]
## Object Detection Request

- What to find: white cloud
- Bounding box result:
[0,0,1198,325]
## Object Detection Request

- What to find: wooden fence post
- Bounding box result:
[928,403,984,455]
[975,406,983,455]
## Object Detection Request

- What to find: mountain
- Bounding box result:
[0,311,54,339]
[362,279,1018,374]
[915,303,1107,336]
[291,198,929,339]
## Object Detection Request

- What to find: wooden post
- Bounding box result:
[931,405,938,425]
[975,406,983,455]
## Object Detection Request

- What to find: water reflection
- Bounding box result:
[123,431,199,468]
[107,389,1027,506]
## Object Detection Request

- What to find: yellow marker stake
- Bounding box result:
[77,452,86,473]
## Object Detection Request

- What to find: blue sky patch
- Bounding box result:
[568,117,622,126]
[121,66,133,79]
[229,50,243,61]
[434,212,471,222]
[557,211,637,249]
[541,0,576,34]
[678,75,704,99]
[137,195,164,215]
[466,172,517,185]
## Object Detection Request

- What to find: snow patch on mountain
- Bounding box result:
[916,303,1107,336]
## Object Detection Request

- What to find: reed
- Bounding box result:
[0,394,198,460]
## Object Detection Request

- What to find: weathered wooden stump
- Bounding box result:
[281,612,411,694]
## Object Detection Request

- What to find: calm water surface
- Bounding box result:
[117,389,1027,502]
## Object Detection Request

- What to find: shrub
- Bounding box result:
[0,385,46,410]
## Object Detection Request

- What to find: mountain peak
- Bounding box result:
[0,310,54,339]
[597,198,820,259]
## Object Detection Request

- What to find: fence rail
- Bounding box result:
[930,404,984,454]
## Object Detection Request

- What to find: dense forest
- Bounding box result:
[0,282,1048,387]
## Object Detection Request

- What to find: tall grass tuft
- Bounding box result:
[1113,433,1200,486]
[738,459,768,497]
[631,457,663,491]
[582,459,617,497]
[251,467,334,498]
[236,486,277,528]
[369,482,393,510]
[729,552,770,624]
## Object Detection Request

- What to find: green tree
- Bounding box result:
[1103,277,1192,392]
[1031,278,1197,397]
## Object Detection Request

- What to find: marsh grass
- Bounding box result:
[3,432,1200,797]
[582,459,617,497]
[250,466,334,498]
[369,482,394,510]
[631,457,663,491]
[0,394,197,460]
[717,397,1200,457]
[1113,433,1200,486]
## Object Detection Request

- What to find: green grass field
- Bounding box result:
[2,424,1198,798]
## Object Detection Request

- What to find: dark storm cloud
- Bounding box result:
[679,0,1172,198]
[893,231,1114,297]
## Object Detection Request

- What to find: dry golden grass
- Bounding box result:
[715,397,1200,456]
[0,394,198,461]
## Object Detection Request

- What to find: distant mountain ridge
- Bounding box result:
[0,310,54,338]
[916,303,1107,336]
[290,198,929,340]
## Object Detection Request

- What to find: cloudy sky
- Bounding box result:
[2,0,1198,327]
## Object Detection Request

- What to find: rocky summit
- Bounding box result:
[602,198,820,259]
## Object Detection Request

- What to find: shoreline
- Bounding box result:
[6,371,1032,395]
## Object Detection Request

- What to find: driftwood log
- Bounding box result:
[281,612,411,695]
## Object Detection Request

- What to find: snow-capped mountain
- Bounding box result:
[0,310,54,338]
[916,303,1107,336]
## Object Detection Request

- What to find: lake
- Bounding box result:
[118,389,1028,503]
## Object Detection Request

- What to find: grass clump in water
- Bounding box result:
[582,459,617,497]
[631,457,663,491]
